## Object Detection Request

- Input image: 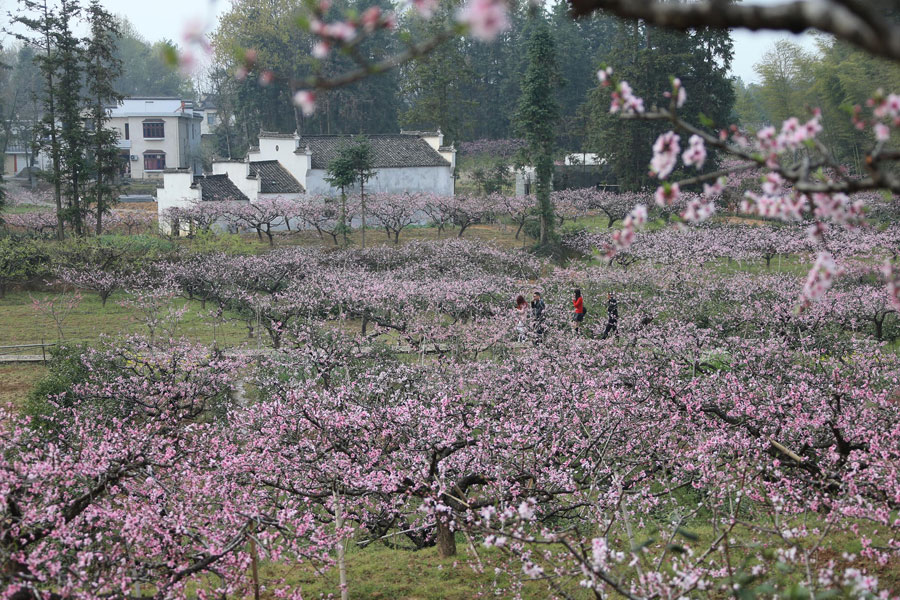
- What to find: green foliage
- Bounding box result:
[739,36,900,171]
[516,13,561,244]
[185,230,256,256]
[51,234,176,270]
[23,341,94,428]
[0,236,51,298]
[586,20,735,190]
[113,18,191,97]
[398,4,476,143]
[471,160,511,195]
[213,0,399,143]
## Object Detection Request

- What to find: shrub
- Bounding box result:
[0,236,51,297]
[23,342,95,428]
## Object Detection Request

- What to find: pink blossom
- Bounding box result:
[293,90,317,116]
[324,21,357,42]
[361,6,382,31]
[457,0,510,42]
[650,131,681,179]
[655,182,681,207]
[801,251,840,304]
[610,80,644,115]
[409,0,440,19]
[597,66,613,85]
[682,197,715,223]
[681,134,706,169]
[874,122,890,141]
[673,78,687,108]
[258,70,275,86]
[312,41,330,59]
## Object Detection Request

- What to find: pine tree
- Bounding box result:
[398,2,477,142]
[325,152,356,246]
[586,20,735,191]
[329,136,375,248]
[13,0,65,239]
[515,12,561,246]
[56,0,88,236]
[84,0,124,235]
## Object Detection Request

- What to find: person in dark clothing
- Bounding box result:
[572,289,585,335]
[531,291,546,341]
[601,292,618,340]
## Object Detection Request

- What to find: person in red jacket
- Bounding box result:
[572,289,585,334]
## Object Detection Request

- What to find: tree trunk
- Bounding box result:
[334,489,349,600]
[340,191,348,247]
[435,513,456,557]
[360,180,366,249]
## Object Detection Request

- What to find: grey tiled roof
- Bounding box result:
[297,135,451,170]
[259,130,297,139]
[193,174,250,202]
[249,160,305,194]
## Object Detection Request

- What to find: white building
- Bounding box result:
[157,129,455,232]
[245,130,456,196]
[564,152,605,166]
[107,97,203,180]
[210,158,305,203]
[3,142,51,178]
[156,168,251,235]
[198,95,220,137]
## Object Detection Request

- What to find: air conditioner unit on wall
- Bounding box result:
[130,155,138,161]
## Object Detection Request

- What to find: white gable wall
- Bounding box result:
[212,161,261,201]
[157,171,201,234]
[254,136,311,189]
[305,166,454,197]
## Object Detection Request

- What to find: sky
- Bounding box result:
[2,0,823,84]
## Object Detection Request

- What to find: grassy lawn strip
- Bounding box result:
[0,290,251,349]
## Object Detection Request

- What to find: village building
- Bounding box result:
[156,169,251,235]
[3,142,51,178]
[157,129,456,231]
[107,97,203,180]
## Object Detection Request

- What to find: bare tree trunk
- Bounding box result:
[334,488,349,600]
[435,512,457,557]
[360,180,366,249]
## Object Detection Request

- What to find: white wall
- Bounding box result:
[212,161,260,201]
[109,115,202,179]
[305,166,454,196]
[254,136,311,189]
[157,171,200,235]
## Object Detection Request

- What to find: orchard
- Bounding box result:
[3,0,900,598]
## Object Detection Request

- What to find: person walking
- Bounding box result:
[572,289,585,335]
[531,291,546,342]
[514,294,529,342]
[601,292,618,340]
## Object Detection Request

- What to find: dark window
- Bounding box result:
[124,123,129,140]
[143,120,165,139]
[143,152,166,171]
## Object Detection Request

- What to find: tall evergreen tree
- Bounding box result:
[55,0,88,236]
[398,2,476,142]
[13,0,66,239]
[328,136,375,248]
[325,151,356,246]
[586,20,735,190]
[515,12,561,245]
[84,0,123,235]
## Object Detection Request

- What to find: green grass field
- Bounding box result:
[0,290,251,349]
